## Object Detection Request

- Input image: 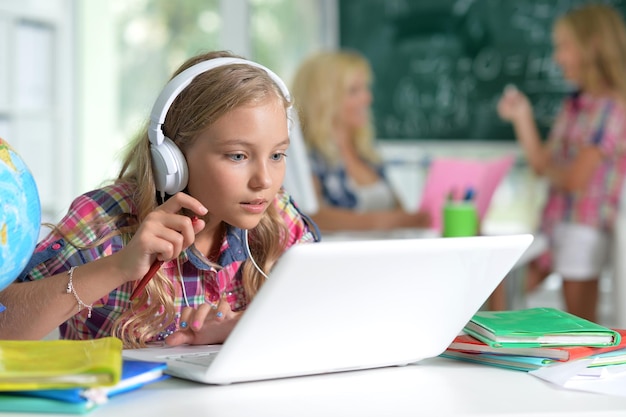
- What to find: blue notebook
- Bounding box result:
[440,350,549,372]
[0,359,168,414]
[0,395,100,415]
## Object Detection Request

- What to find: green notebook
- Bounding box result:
[464,307,621,348]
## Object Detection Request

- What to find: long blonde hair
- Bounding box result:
[556,3,626,101]
[291,50,380,165]
[111,50,291,347]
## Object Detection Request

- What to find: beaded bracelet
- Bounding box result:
[66,266,92,318]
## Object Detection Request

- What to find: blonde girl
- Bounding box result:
[1,51,319,347]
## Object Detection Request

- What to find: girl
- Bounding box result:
[497,4,626,322]
[0,51,319,347]
[291,50,431,232]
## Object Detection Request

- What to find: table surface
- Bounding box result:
[34,356,626,417]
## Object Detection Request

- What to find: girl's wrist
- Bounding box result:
[104,252,137,286]
[511,106,533,126]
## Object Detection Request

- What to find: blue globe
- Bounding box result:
[0,138,41,291]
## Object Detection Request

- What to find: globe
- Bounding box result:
[0,138,41,291]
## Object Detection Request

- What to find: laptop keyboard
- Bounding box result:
[167,352,219,366]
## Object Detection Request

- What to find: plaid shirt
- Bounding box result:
[541,92,626,237]
[20,183,319,341]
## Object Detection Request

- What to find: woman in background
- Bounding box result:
[498,3,626,322]
[291,50,431,232]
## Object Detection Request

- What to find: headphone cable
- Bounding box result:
[244,229,269,279]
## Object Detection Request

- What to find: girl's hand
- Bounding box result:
[496,86,533,124]
[165,296,242,346]
[117,192,207,284]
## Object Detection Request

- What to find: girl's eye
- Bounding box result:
[271,152,286,161]
[228,153,246,162]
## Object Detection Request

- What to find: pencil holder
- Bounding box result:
[442,203,478,237]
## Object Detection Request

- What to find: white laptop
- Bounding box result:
[123,234,533,385]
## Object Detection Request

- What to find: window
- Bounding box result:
[250,0,335,86]
[113,0,220,136]
[0,0,74,219]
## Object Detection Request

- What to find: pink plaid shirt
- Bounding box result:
[541,92,626,237]
[22,183,319,341]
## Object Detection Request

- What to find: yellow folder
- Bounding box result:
[0,337,122,390]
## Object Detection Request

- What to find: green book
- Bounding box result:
[464,307,621,348]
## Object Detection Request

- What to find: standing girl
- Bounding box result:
[497,4,626,322]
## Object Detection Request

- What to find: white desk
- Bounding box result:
[33,357,626,417]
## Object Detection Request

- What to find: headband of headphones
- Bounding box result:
[148,57,292,147]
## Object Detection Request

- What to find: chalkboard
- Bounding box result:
[339,0,626,141]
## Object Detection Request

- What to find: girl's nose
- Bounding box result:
[250,161,272,189]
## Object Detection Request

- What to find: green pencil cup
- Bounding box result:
[442,202,478,237]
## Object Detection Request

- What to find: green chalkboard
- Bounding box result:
[339,0,626,141]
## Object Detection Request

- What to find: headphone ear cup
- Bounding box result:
[150,136,189,195]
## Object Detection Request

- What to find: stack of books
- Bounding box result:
[441,307,626,371]
[0,337,168,414]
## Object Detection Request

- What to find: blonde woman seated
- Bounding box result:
[292,50,431,232]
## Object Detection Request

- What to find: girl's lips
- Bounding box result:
[241,199,267,214]
[245,199,266,205]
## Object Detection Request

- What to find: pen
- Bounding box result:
[130,216,199,301]
[463,187,475,202]
[130,259,164,301]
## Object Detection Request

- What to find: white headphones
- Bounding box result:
[148,57,292,196]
